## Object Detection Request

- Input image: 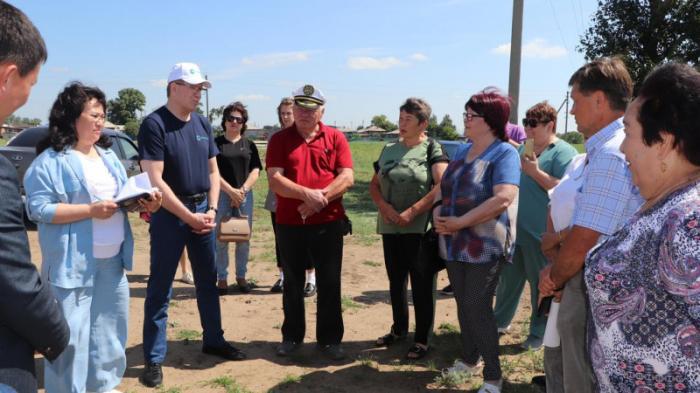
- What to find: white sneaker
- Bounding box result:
[478,381,502,393]
[444,358,482,375]
[497,324,511,335]
[180,272,194,285]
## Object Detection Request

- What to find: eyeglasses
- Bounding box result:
[462,112,484,122]
[173,81,207,92]
[226,115,244,124]
[522,118,551,128]
[86,113,106,122]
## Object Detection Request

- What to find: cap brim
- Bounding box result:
[181,77,212,89]
[294,98,323,109]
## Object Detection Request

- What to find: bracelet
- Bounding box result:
[208,206,218,214]
[432,200,443,210]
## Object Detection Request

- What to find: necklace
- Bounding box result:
[641,170,700,212]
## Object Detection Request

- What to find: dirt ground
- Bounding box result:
[28,216,541,393]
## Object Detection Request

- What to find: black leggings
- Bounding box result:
[382,234,437,345]
[446,259,504,381]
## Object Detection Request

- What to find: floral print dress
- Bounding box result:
[585,181,700,392]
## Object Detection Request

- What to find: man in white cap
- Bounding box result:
[138,62,246,387]
[266,84,354,360]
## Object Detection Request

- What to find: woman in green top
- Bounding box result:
[493,101,578,349]
[369,98,449,359]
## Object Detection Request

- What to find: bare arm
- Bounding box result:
[370,173,401,224]
[434,183,519,234]
[321,167,354,202]
[267,167,328,211]
[549,225,601,288]
[51,201,119,224]
[400,161,448,222]
[522,154,560,191]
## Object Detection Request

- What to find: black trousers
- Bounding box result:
[277,220,344,345]
[446,259,504,381]
[382,234,437,345]
[270,212,312,270]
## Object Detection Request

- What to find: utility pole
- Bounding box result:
[564,90,569,134]
[205,74,210,120]
[507,0,524,123]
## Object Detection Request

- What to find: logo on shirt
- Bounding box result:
[196,135,209,142]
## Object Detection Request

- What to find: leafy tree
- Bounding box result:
[426,115,440,138]
[370,114,397,131]
[208,105,225,124]
[107,88,146,125]
[579,0,700,89]
[195,102,204,116]
[559,131,584,145]
[124,119,140,139]
[436,114,460,140]
[5,115,41,126]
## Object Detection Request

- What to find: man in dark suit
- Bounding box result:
[0,2,69,392]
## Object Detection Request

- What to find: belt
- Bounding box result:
[177,192,206,204]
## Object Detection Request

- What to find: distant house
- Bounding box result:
[335,126,359,140]
[1,123,33,139]
[357,125,391,138]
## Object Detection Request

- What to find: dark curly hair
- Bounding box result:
[40,82,110,154]
[221,101,248,134]
[636,62,700,167]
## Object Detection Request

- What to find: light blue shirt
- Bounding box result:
[24,146,134,289]
[573,118,643,237]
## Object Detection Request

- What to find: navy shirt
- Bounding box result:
[138,106,219,196]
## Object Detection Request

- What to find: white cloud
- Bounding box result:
[491,39,567,59]
[410,53,428,61]
[150,79,168,88]
[233,94,270,102]
[347,56,406,70]
[240,51,312,68]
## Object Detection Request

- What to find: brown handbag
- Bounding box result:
[216,215,251,242]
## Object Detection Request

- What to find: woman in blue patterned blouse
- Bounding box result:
[434,87,520,393]
[585,62,700,392]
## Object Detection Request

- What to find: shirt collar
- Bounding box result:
[584,117,624,156]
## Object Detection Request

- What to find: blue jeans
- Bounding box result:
[215,191,253,280]
[44,253,129,393]
[143,198,225,364]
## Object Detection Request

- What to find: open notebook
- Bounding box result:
[115,172,158,208]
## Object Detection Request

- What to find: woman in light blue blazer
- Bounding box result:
[24,82,161,393]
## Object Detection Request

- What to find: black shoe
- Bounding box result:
[441,284,453,295]
[202,342,247,361]
[140,362,163,387]
[318,344,346,360]
[531,375,546,389]
[276,341,301,357]
[304,282,316,297]
[271,278,283,293]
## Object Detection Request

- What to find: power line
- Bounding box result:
[546,0,575,67]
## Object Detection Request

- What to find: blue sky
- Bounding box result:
[11,0,597,133]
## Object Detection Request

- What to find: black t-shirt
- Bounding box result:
[137,106,219,195]
[215,135,262,188]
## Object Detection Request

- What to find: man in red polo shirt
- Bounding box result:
[266,84,354,360]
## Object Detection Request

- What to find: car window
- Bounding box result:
[118,137,139,160]
[7,127,48,147]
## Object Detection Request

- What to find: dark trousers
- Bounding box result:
[277,220,344,345]
[271,212,312,270]
[143,199,225,363]
[446,259,504,381]
[382,234,437,345]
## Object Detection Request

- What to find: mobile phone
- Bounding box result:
[524,138,534,157]
[537,296,553,317]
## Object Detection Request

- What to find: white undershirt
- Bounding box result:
[77,153,125,258]
[548,153,587,232]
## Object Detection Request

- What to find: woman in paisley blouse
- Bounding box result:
[585,62,700,392]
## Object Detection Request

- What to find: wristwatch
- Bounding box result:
[208,206,218,214]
